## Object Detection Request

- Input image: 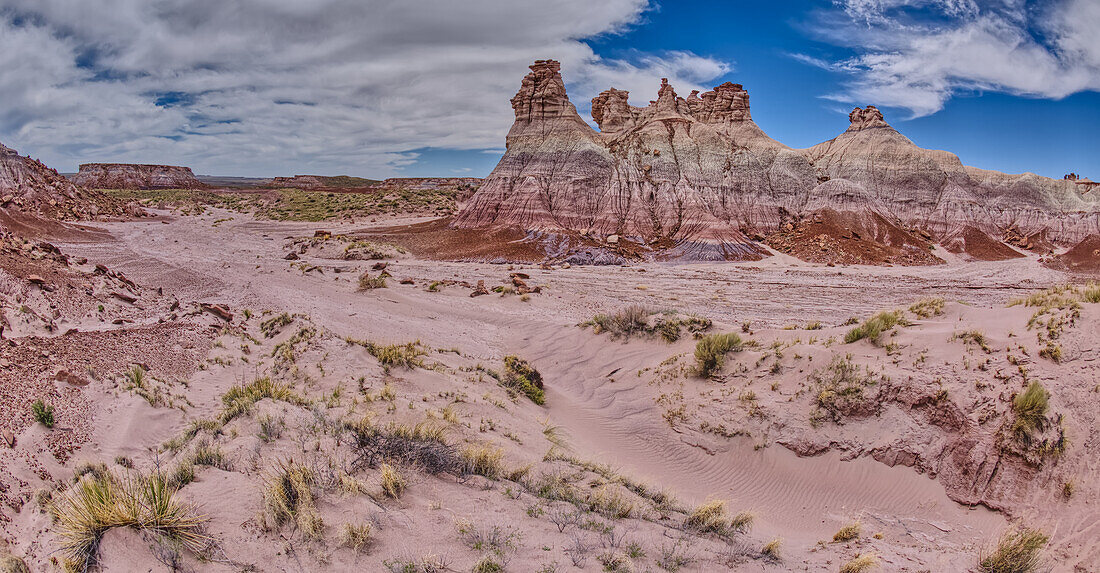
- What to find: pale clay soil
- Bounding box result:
[0,207,1097,572]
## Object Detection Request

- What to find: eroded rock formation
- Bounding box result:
[71,163,206,190]
[455,60,1100,263]
[1,143,122,222]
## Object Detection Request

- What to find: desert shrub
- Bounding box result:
[351,421,461,474]
[472,556,504,573]
[810,355,884,424]
[53,471,208,569]
[1083,283,1100,303]
[260,312,293,337]
[839,553,878,573]
[693,333,743,377]
[833,520,861,542]
[380,463,406,499]
[761,538,781,561]
[263,459,323,538]
[586,485,635,519]
[357,273,387,290]
[952,330,992,353]
[583,305,711,343]
[188,439,232,471]
[729,510,754,534]
[909,297,946,318]
[501,355,545,404]
[844,310,908,345]
[1038,342,1062,363]
[340,522,373,554]
[684,500,729,535]
[31,399,54,428]
[461,443,505,479]
[1011,382,1050,444]
[978,526,1048,573]
[258,414,285,442]
[220,377,305,423]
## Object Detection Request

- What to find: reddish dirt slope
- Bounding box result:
[766,208,944,266]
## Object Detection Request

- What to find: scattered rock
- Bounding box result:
[110,291,137,303]
[2,431,14,449]
[284,252,299,260]
[470,280,490,297]
[200,303,233,321]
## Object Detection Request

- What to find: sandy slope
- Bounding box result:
[0,209,1095,572]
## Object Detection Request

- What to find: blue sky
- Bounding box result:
[0,0,1096,179]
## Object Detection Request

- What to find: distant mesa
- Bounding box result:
[270,175,380,189]
[71,163,206,190]
[454,59,1100,265]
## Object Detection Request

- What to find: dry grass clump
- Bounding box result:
[357,273,388,290]
[263,459,323,539]
[844,310,909,345]
[502,355,545,405]
[810,354,885,425]
[586,485,635,519]
[833,520,862,542]
[684,500,749,537]
[357,340,427,370]
[978,526,1048,573]
[352,420,461,474]
[909,297,946,318]
[693,333,743,378]
[53,471,209,570]
[583,305,712,342]
[839,553,879,573]
[339,522,374,554]
[380,463,406,499]
[220,377,305,423]
[461,443,505,479]
[761,538,781,561]
[952,330,992,353]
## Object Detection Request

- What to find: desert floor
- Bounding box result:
[1,208,1096,572]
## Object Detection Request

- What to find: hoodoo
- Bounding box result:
[455,60,1100,263]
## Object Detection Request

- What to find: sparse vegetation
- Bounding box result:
[260,312,294,337]
[977,526,1048,573]
[380,463,406,499]
[693,333,743,377]
[810,355,886,425]
[353,340,427,370]
[683,500,748,538]
[461,443,505,479]
[340,522,374,554]
[358,273,388,290]
[761,538,781,561]
[1010,381,1052,449]
[844,310,908,345]
[909,297,946,318]
[583,305,711,342]
[220,377,306,423]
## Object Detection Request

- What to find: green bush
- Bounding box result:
[844,310,908,345]
[32,400,55,428]
[503,355,545,404]
[694,333,743,377]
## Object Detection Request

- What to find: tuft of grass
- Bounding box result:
[693,333,743,378]
[1011,382,1050,443]
[909,297,946,318]
[259,312,293,338]
[684,500,728,535]
[351,420,461,474]
[355,340,427,370]
[380,463,406,499]
[839,553,879,573]
[461,443,505,480]
[953,330,992,353]
[31,399,55,428]
[978,527,1048,573]
[582,305,711,343]
[844,310,908,345]
[472,556,504,573]
[340,522,373,554]
[729,510,754,534]
[220,377,305,423]
[833,520,862,542]
[262,459,323,539]
[586,485,635,519]
[761,538,781,561]
[358,273,387,290]
[502,355,545,405]
[53,471,209,569]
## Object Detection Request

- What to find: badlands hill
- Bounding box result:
[71,163,207,190]
[455,60,1100,264]
[0,144,125,224]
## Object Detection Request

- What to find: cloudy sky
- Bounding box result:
[0,0,1097,178]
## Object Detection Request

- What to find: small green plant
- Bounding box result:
[262,459,323,539]
[1011,381,1050,444]
[357,273,387,290]
[502,355,545,404]
[693,333,743,377]
[977,526,1048,573]
[844,310,908,345]
[31,400,54,428]
[909,297,946,318]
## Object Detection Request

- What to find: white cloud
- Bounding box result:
[804,0,1100,116]
[0,0,729,176]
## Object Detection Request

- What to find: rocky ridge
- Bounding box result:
[455,60,1100,263]
[0,144,123,222]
